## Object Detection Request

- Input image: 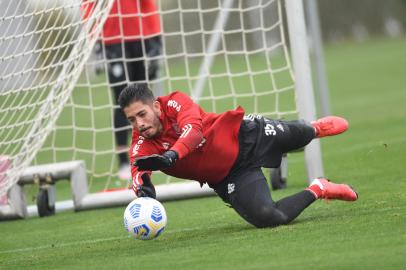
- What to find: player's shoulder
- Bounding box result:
[158,90,191,104]
[158,91,193,110]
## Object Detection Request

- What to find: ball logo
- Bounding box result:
[133,224,150,237]
[129,203,141,219]
[151,206,163,222]
[155,227,165,237]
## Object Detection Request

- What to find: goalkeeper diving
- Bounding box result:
[119,83,357,228]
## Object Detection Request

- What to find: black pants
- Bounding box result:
[103,36,162,164]
[211,116,317,228]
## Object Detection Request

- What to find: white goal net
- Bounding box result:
[1,0,320,206]
[0,0,114,198]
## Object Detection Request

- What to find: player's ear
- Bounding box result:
[152,100,161,115]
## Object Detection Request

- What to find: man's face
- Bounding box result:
[123,100,163,139]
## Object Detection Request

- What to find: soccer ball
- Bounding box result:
[123,197,167,240]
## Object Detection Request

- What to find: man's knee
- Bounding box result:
[251,204,290,228]
[288,120,315,142]
[277,120,315,153]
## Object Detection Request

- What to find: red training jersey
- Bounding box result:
[82,0,161,44]
[130,91,245,188]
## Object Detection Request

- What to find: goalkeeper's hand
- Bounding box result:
[134,150,179,171]
[132,173,156,199]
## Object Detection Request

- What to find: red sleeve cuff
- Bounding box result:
[171,143,190,159]
[170,127,203,159]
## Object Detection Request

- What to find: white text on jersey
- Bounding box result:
[132,136,145,156]
[180,124,192,138]
[167,100,182,112]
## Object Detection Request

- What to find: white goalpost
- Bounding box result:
[0,0,323,219]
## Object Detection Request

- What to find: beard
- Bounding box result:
[143,115,163,139]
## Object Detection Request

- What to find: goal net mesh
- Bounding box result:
[0,0,297,198]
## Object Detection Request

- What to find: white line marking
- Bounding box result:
[0,236,127,254]
[0,227,200,254]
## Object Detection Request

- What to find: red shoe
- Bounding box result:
[307,178,358,201]
[312,116,348,138]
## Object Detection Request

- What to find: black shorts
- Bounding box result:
[104,36,162,86]
[210,116,316,226]
[230,115,316,175]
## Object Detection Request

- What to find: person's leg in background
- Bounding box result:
[105,42,132,180]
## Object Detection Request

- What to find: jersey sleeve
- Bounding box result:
[164,92,204,159]
[129,135,153,194]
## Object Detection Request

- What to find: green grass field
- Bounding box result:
[1,37,406,269]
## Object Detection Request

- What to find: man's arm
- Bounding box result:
[135,92,205,171]
[167,92,205,159]
[129,137,156,198]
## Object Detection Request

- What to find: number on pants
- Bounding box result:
[264,123,276,136]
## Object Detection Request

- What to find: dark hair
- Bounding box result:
[118,83,155,109]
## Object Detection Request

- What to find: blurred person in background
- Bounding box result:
[83,0,162,181]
